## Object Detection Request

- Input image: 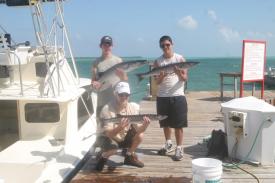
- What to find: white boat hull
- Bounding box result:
[0,89,98,183]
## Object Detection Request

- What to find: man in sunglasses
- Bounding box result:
[154,35,188,161]
[95,81,151,171]
[91,36,127,115]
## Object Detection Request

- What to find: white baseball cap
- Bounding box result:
[115,82,131,94]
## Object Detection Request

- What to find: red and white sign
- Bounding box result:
[240,40,266,98]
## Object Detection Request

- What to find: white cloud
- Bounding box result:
[219,27,240,42]
[208,10,273,42]
[207,10,217,21]
[207,10,239,42]
[177,15,198,30]
[137,37,145,43]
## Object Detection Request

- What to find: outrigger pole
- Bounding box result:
[0,0,80,98]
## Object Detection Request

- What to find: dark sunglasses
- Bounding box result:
[118,93,130,97]
[102,42,112,46]
[160,43,171,49]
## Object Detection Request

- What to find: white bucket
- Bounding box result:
[192,158,222,183]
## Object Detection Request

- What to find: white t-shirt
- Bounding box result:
[155,53,186,97]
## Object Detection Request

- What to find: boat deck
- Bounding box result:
[71,91,275,183]
[0,82,40,98]
[0,81,86,101]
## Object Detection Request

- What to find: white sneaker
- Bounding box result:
[158,142,174,155]
[174,147,184,161]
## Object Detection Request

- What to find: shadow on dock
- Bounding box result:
[184,142,208,159]
[198,96,233,102]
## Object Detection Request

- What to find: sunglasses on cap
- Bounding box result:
[118,93,130,97]
[160,43,171,49]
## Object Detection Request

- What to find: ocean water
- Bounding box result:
[70,57,275,102]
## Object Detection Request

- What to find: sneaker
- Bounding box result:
[124,153,144,168]
[174,147,184,161]
[121,148,128,157]
[95,153,108,171]
[158,142,174,155]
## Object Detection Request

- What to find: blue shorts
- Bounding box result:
[157,96,188,128]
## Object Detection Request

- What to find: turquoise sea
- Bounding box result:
[71,57,275,102]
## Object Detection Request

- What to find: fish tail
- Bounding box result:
[136,73,144,82]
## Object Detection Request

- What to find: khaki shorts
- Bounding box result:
[96,125,137,151]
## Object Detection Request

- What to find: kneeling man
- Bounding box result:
[96,81,150,171]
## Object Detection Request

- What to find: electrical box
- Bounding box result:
[228,111,247,138]
[221,96,275,165]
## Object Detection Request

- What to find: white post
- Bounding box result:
[146,82,152,99]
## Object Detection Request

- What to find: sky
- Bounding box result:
[0,0,275,58]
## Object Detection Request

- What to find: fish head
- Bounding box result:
[98,81,112,92]
[157,115,168,120]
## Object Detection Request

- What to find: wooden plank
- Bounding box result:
[71,91,275,183]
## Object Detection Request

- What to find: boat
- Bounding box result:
[265,67,275,87]
[0,0,97,182]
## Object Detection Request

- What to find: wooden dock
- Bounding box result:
[71,91,275,183]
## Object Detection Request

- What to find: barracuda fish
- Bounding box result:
[136,61,199,82]
[101,114,167,123]
[96,60,148,91]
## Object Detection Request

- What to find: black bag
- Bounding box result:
[207,129,228,160]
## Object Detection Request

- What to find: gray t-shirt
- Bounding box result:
[93,55,122,108]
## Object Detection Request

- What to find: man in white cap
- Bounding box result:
[95,81,150,171]
[91,35,127,114]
